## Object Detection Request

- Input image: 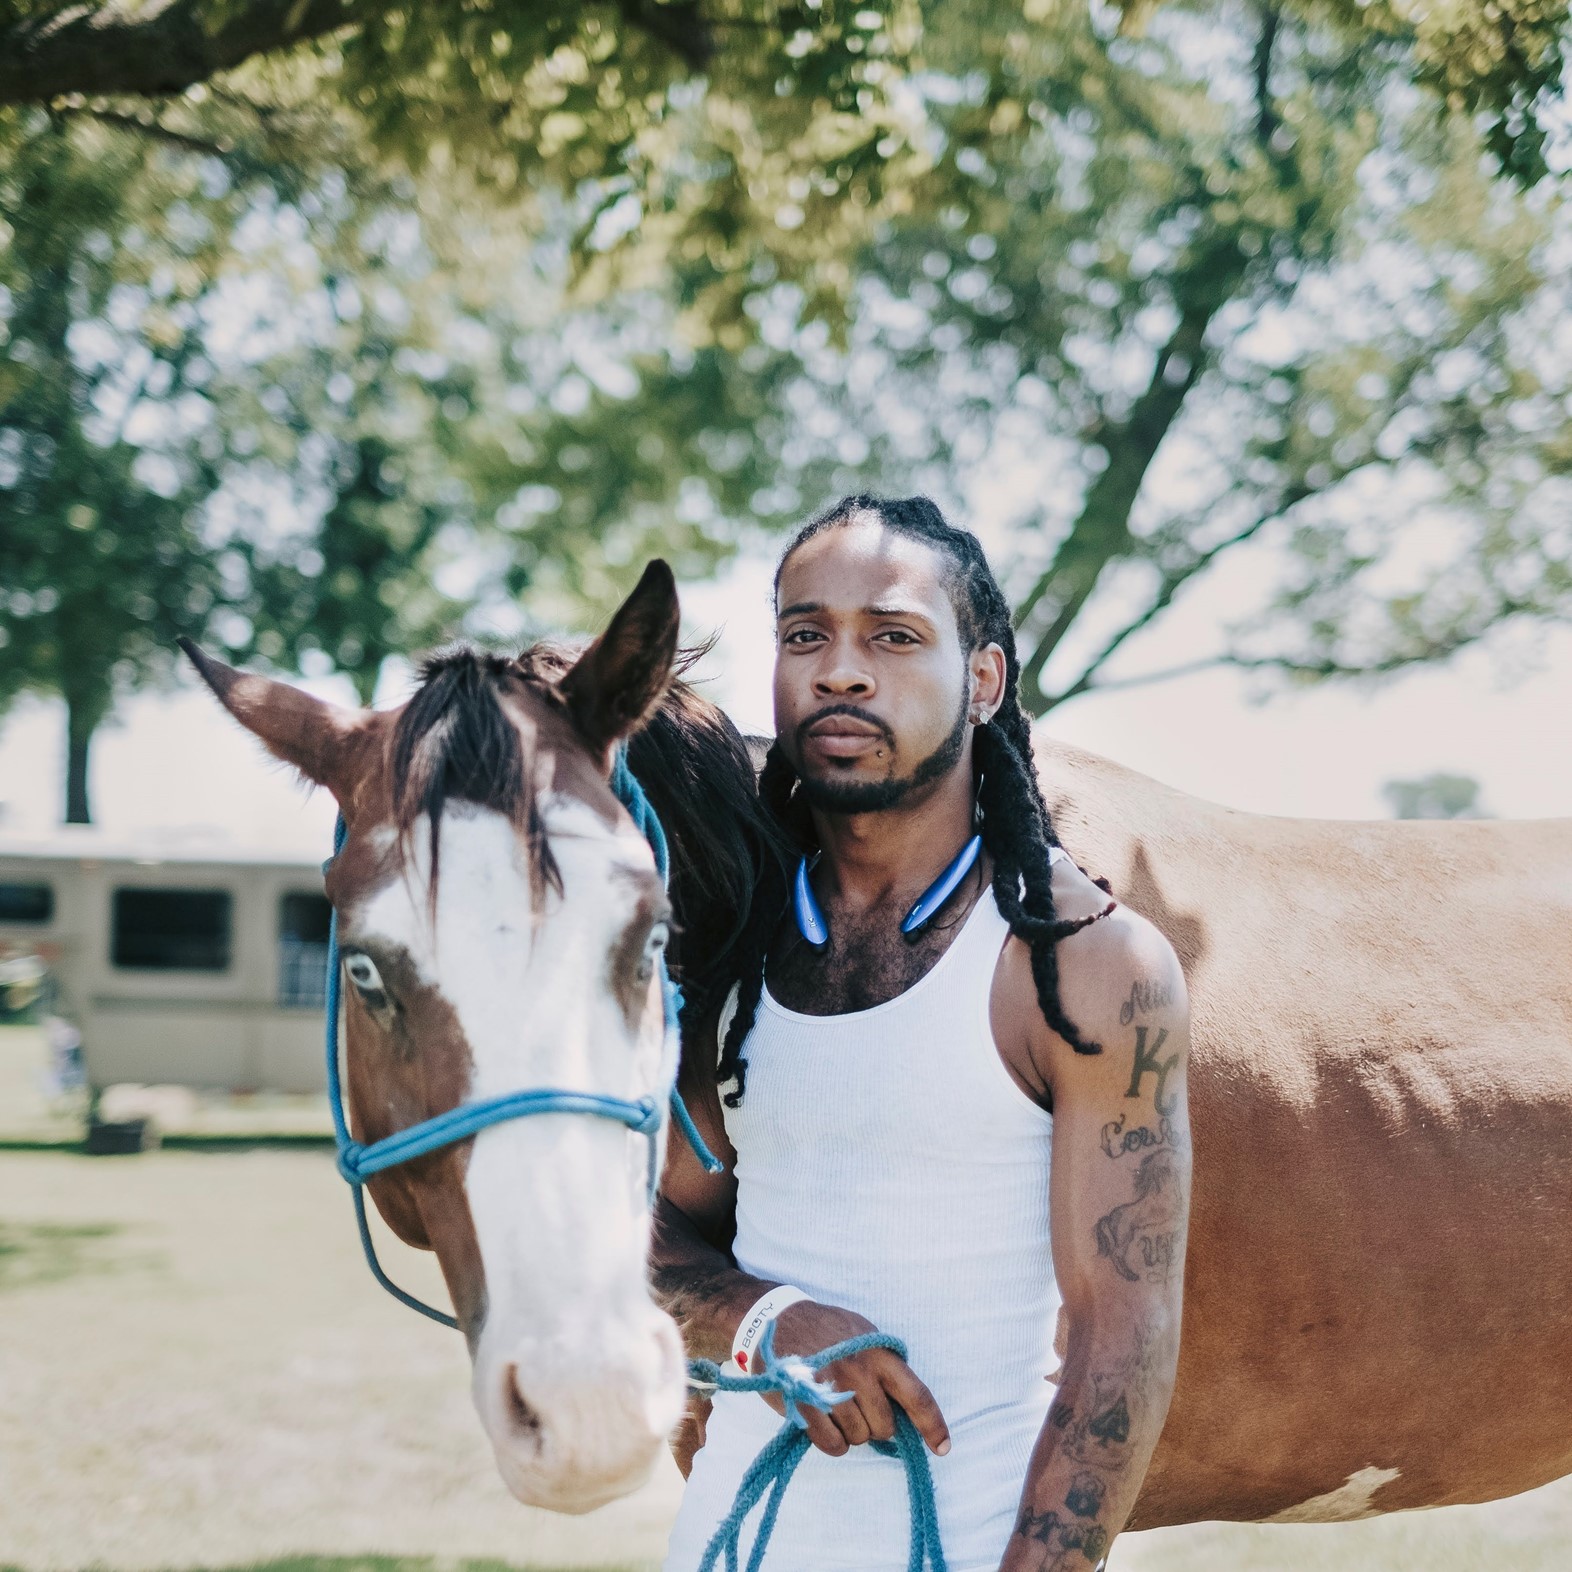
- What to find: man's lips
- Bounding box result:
[803,716,887,761]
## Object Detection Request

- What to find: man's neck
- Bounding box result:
[809,767,976,920]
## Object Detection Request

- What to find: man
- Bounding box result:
[655,495,1191,1572]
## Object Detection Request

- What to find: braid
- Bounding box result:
[710,492,1103,1106]
[715,741,798,1104]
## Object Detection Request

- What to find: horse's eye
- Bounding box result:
[344,952,386,997]
[637,922,670,982]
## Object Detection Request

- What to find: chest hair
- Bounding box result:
[764,871,987,1017]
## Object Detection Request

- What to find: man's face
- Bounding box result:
[774,517,972,813]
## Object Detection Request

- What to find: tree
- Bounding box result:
[591,1,1570,716]
[6,0,1565,187]
[1383,772,1489,818]
[4,0,1566,824]
[0,113,250,821]
[0,94,771,818]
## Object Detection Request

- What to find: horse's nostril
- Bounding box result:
[503,1364,542,1444]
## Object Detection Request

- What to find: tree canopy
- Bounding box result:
[0,0,1565,189]
[2,0,1567,822]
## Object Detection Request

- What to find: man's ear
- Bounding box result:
[558,559,681,769]
[178,637,366,796]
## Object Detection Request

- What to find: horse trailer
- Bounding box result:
[0,831,332,1125]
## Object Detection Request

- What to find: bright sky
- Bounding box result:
[1,540,1567,859]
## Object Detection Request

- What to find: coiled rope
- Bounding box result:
[686,1323,947,1572]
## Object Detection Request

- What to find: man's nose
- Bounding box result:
[814,641,873,696]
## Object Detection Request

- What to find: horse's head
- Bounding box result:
[184,563,688,1512]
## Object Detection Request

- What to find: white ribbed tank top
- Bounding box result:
[663,882,1062,1572]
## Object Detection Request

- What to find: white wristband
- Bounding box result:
[730,1284,810,1373]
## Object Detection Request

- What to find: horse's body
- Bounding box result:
[1037,736,1572,1524]
[191,556,1572,1527]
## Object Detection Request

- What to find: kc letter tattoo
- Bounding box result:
[1123,1024,1179,1116]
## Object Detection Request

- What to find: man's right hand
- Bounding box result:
[764,1300,951,1460]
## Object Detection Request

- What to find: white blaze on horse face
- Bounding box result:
[355,797,684,1513]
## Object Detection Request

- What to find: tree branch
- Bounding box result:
[68,106,234,158]
[1061,614,1539,703]
[1038,512,1278,711]
[0,0,358,108]
[1013,280,1235,712]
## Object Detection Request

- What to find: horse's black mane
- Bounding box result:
[390,641,793,1037]
[390,647,556,903]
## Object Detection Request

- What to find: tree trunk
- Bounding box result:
[65,699,94,825]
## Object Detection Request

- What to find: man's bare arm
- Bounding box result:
[654,1054,952,1463]
[1000,912,1190,1572]
[651,1065,772,1363]
[651,1193,777,1364]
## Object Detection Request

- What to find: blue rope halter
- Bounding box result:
[322,750,721,1329]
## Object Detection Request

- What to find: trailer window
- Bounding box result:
[111,888,232,971]
[278,892,332,1008]
[0,883,54,924]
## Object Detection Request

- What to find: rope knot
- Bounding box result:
[755,1320,854,1429]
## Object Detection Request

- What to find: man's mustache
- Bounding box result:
[794,704,897,752]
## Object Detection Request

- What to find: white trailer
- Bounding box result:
[0,831,332,1111]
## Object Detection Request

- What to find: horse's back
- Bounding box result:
[1033,736,1572,1523]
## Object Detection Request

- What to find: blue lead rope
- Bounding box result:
[688,1324,947,1572]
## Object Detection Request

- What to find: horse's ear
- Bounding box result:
[179,638,366,794]
[558,559,680,769]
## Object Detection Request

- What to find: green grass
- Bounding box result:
[0,1219,133,1291]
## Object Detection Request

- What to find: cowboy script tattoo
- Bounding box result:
[1119,977,1174,1026]
[1124,1024,1180,1116]
[1093,1150,1184,1284]
[1099,1111,1182,1161]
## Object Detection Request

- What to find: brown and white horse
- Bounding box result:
[192,559,1572,1525]
[185,562,783,1514]
[1041,745,1572,1523]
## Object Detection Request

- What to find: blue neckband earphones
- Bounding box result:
[793,830,985,949]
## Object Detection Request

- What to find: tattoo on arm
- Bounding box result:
[1092,1150,1185,1284]
[1013,1505,1110,1570]
[1122,1024,1179,1115]
[1118,977,1174,1025]
[1099,1111,1181,1160]
[1014,1361,1160,1570]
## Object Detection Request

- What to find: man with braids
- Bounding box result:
[655,496,1192,1572]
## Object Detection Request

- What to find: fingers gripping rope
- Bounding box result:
[685,1327,948,1572]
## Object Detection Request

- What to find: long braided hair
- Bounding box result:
[713,494,1105,1107]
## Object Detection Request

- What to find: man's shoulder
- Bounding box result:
[994,855,1187,1084]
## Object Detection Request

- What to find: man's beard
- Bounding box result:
[794,690,971,814]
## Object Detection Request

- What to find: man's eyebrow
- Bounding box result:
[777,600,936,623]
[867,604,934,623]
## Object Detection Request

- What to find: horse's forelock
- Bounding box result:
[381,635,786,1022]
[388,646,559,906]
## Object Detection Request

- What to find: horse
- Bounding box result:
[1040,741,1572,1523]
[183,561,790,1514]
[192,559,1572,1527]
